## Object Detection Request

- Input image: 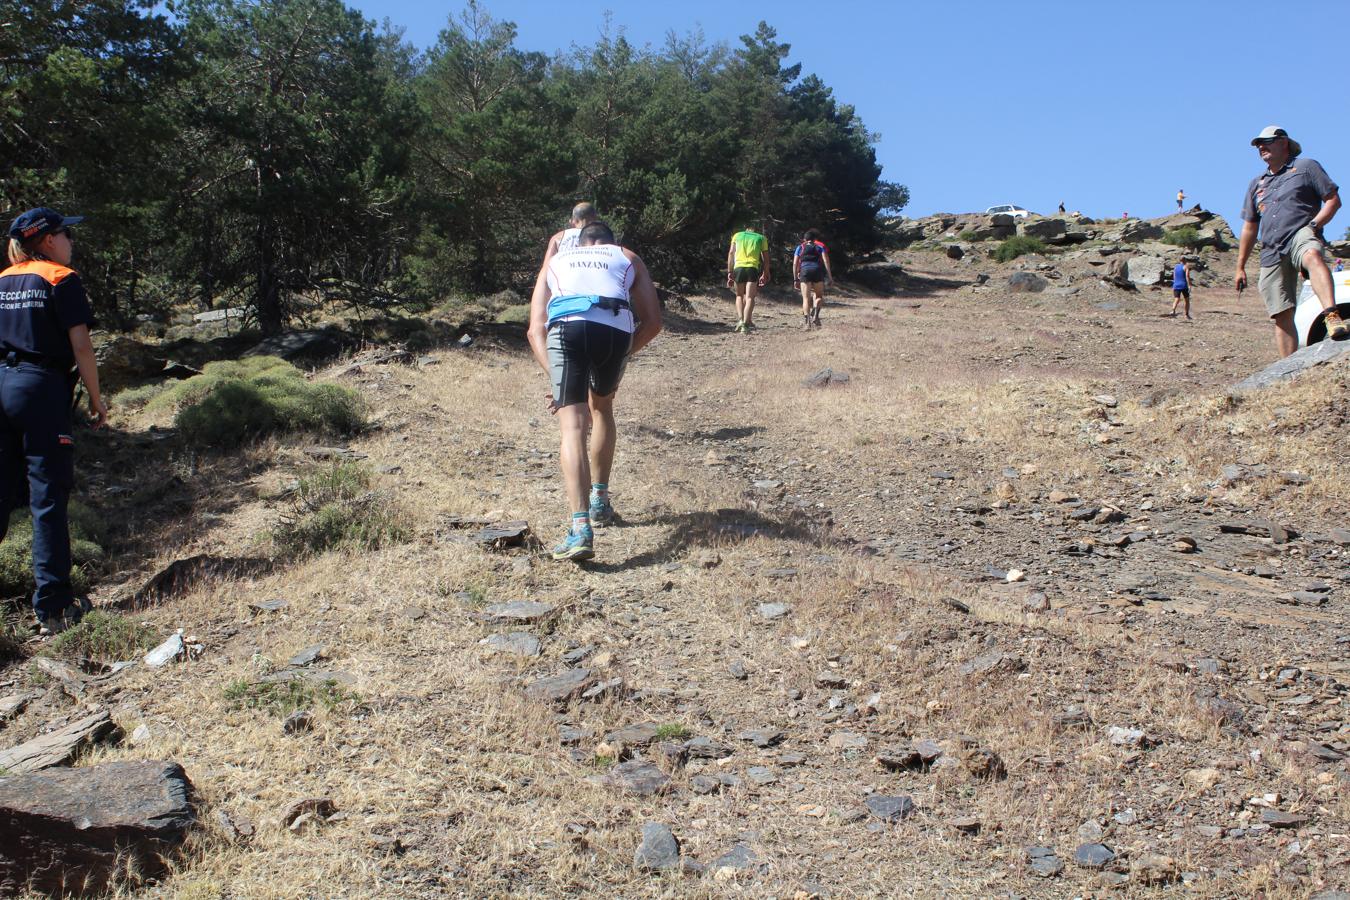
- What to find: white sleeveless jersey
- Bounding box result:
[546,244,636,333]
[556,227,581,253]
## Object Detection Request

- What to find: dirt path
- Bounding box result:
[10,256,1350,897]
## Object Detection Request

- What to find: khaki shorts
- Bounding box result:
[1259,225,1330,317]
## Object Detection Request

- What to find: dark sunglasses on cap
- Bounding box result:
[1253,137,1283,146]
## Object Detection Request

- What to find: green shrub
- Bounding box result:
[655,722,691,740]
[993,236,1048,262]
[111,381,172,411]
[495,304,532,326]
[42,610,158,663]
[148,356,365,449]
[957,230,980,241]
[298,461,370,505]
[0,505,104,596]
[273,462,406,557]
[1163,226,1202,248]
[224,676,356,715]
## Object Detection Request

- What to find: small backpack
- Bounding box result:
[799,240,822,265]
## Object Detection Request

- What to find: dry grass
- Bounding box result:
[4,287,1346,898]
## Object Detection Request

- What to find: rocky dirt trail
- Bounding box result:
[4,247,1350,897]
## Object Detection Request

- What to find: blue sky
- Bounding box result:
[353,0,1347,232]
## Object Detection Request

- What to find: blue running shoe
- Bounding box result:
[551,525,594,561]
[588,496,616,527]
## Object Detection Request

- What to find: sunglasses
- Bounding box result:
[1254,137,1283,146]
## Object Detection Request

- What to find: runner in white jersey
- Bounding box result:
[527,221,662,562]
[543,201,597,265]
[545,243,637,333]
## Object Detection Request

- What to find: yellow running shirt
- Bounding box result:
[730,230,768,269]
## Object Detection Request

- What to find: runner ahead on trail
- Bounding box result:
[527,222,662,562]
[793,229,833,328]
[543,202,598,265]
[725,225,769,333]
[1170,258,1192,320]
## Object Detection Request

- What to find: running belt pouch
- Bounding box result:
[547,294,601,325]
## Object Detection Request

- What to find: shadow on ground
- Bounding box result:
[583,507,823,573]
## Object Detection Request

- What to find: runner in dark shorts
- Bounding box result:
[527,221,662,562]
[733,266,761,285]
[547,320,631,406]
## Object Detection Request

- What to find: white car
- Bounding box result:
[1294,266,1350,346]
[985,205,1031,219]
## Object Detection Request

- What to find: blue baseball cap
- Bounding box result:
[8,207,85,243]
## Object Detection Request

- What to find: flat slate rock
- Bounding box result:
[1234,337,1350,391]
[1261,809,1310,828]
[1074,843,1115,868]
[684,736,734,759]
[603,723,661,746]
[0,691,37,720]
[287,644,325,667]
[738,728,785,748]
[710,842,766,873]
[958,650,1026,677]
[0,710,115,774]
[758,602,791,620]
[594,761,670,797]
[1026,846,1063,877]
[525,668,594,703]
[473,521,531,548]
[746,766,777,785]
[480,632,542,658]
[483,601,556,624]
[634,822,681,871]
[0,760,195,895]
[803,367,850,388]
[865,794,915,822]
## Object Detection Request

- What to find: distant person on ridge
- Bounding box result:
[1057,201,1066,214]
[1177,189,1186,211]
[1235,126,1347,356]
[543,202,598,264]
[725,224,770,333]
[792,229,833,328]
[1170,258,1192,319]
[527,221,662,562]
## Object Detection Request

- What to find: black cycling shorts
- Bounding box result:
[547,320,632,406]
[799,263,824,284]
[734,266,761,285]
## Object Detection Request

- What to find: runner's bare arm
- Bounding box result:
[1235,220,1258,293]
[527,260,553,374]
[626,253,663,356]
[823,249,834,283]
[725,243,735,285]
[1311,190,1341,231]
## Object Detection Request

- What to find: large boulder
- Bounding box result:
[1104,257,1133,288]
[1119,221,1165,242]
[245,327,348,364]
[94,336,167,393]
[1152,213,1206,230]
[0,760,196,894]
[1022,218,1066,241]
[1126,255,1167,287]
[1234,339,1350,390]
[1008,272,1048,293]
